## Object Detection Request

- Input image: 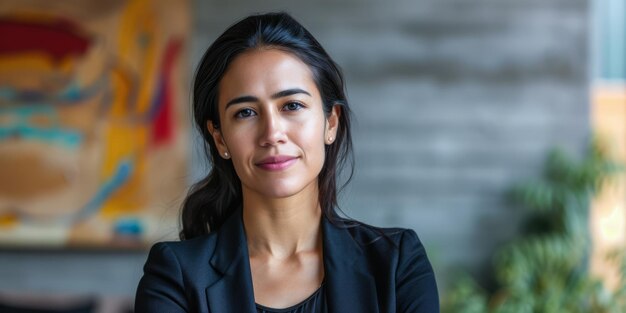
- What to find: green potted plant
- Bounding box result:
[444,140,626,313]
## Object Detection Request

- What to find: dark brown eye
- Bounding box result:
[284,102,304,111]
[235,108,256,118]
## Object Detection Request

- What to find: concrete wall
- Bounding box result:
[0,0,590,302]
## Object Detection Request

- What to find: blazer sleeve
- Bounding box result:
[135,242,189,313]
[395,229,440,313]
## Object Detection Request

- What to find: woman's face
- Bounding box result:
[208,49,339,200]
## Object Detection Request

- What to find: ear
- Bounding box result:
[207,120,230,159]
[325,105,341,145]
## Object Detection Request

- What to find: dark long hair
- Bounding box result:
[180,12,354,240]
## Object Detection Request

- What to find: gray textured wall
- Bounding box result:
[0,0,590,300]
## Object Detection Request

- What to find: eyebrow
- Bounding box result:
[225,88,311,109]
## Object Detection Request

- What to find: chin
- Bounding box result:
[261,186,304,199]
[247,178,318,200]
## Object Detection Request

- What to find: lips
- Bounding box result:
[255,155,298,171]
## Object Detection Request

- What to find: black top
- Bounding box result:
[255,282,326,313]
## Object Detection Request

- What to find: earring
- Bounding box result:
[224,152,229,157]
[328,136,333,143]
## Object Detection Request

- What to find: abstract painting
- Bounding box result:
[0,0,190,248]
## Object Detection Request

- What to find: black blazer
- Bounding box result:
[135,209,439,312]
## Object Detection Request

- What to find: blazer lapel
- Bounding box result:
[322,217,379,312]
[205,209,256,313]
[205,211,379,312]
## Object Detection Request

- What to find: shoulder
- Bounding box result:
[328,218,431,274]
[138,233,222,294]
[339,220,439,311]
[154,232,219,253]
[336,218,424,251]
[136,234,221,312]
[147,232,219,269]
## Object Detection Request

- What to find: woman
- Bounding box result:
[135,12,439,313]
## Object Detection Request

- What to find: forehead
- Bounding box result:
[218,48,319,103]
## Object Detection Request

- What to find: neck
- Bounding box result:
[242,187,322,259]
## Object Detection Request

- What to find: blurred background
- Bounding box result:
[0,0,624,312]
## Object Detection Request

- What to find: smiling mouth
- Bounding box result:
[256,156,298,171]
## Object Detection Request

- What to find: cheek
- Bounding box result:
[297,119,326,160]
[219,126,251,165]
[228,136,253,161]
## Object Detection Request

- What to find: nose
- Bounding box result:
[258,109,287,147]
